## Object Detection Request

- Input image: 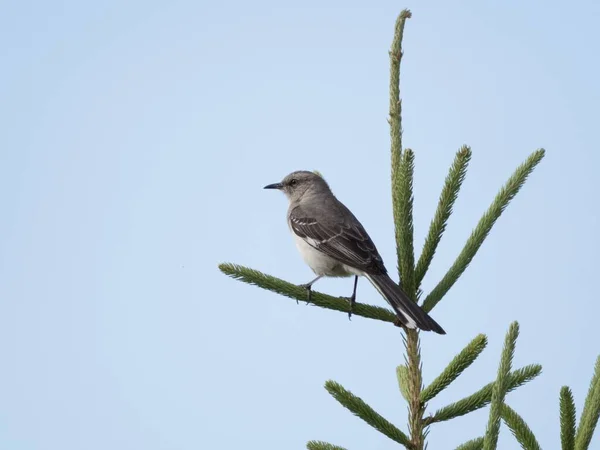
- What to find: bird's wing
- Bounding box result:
[289,204,386,275]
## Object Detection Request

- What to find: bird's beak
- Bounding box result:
[263,182,283,190]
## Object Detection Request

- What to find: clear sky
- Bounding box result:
[1,1,599,449]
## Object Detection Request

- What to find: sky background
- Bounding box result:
[1,1,599,449]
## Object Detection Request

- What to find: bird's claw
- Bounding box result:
[347,295,356,321]
[299,283,313,305]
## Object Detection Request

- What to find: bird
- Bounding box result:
[264,170,445,334]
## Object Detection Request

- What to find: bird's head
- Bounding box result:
[264,170,329,202]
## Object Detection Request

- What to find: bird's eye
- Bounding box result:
[290,179,297,186]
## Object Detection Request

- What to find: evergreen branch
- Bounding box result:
[390,9,411,278]
[427,364,542,424]
[455,437,484,450]
[405,329,425,448]
[483,322,520,450]
[501,403,541,450]
[395,149,416,297]
[575,355,600,450]
[421,334,487,403]
[324,381,412,448]
[396,364,410,401]
[560,386,576,450]
[306,441,347,450]
[219,263,397,323]
[389,9,411,158]
[422,149,545,312]
[415,146,471,288]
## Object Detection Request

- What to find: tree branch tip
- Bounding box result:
[529,148,545,162]
[324,379,339,389]
[307,441,347,450]
[218,262,250,278]
[458,145,472,156]
[218,262,235,273]
[475,333,488,344]
[400,9,412,19]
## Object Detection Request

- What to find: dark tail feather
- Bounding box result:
[365,273,446,335]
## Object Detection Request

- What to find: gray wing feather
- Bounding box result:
[289,204,386,275]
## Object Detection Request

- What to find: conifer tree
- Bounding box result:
[219,10,600,449]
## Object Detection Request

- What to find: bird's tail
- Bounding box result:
[365,273,446,334]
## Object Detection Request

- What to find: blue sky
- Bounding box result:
[1,1,599,449]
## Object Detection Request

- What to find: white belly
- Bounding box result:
[293,234,360,277]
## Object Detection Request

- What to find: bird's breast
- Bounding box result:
[293,234,350,277]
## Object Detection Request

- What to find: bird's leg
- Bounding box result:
[299,275,323,305]
[347,276,359,320]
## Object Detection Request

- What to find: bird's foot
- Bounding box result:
[299,283,313,305]
[346,294,356,321]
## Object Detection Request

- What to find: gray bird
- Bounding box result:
[264,170,445,334]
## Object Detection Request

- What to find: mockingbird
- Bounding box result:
[264,170,445,334]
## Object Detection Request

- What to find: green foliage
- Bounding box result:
[306,441,347,450]
[324,381,411,447]
[396,364,410,401]
[389,9,411,289]
[218,263,396,324]
[421,334,487,403]
[429,364,542,424]
[394,149,416,297]
[575,356,600,450]
[415,146,471,288]
[501,404,541,450]
[388,9,411,161]
[560,386,576,450]
[404,328,425,447]
[422,150,545,313]
[484,322,520,450]
[455,437,484,450]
